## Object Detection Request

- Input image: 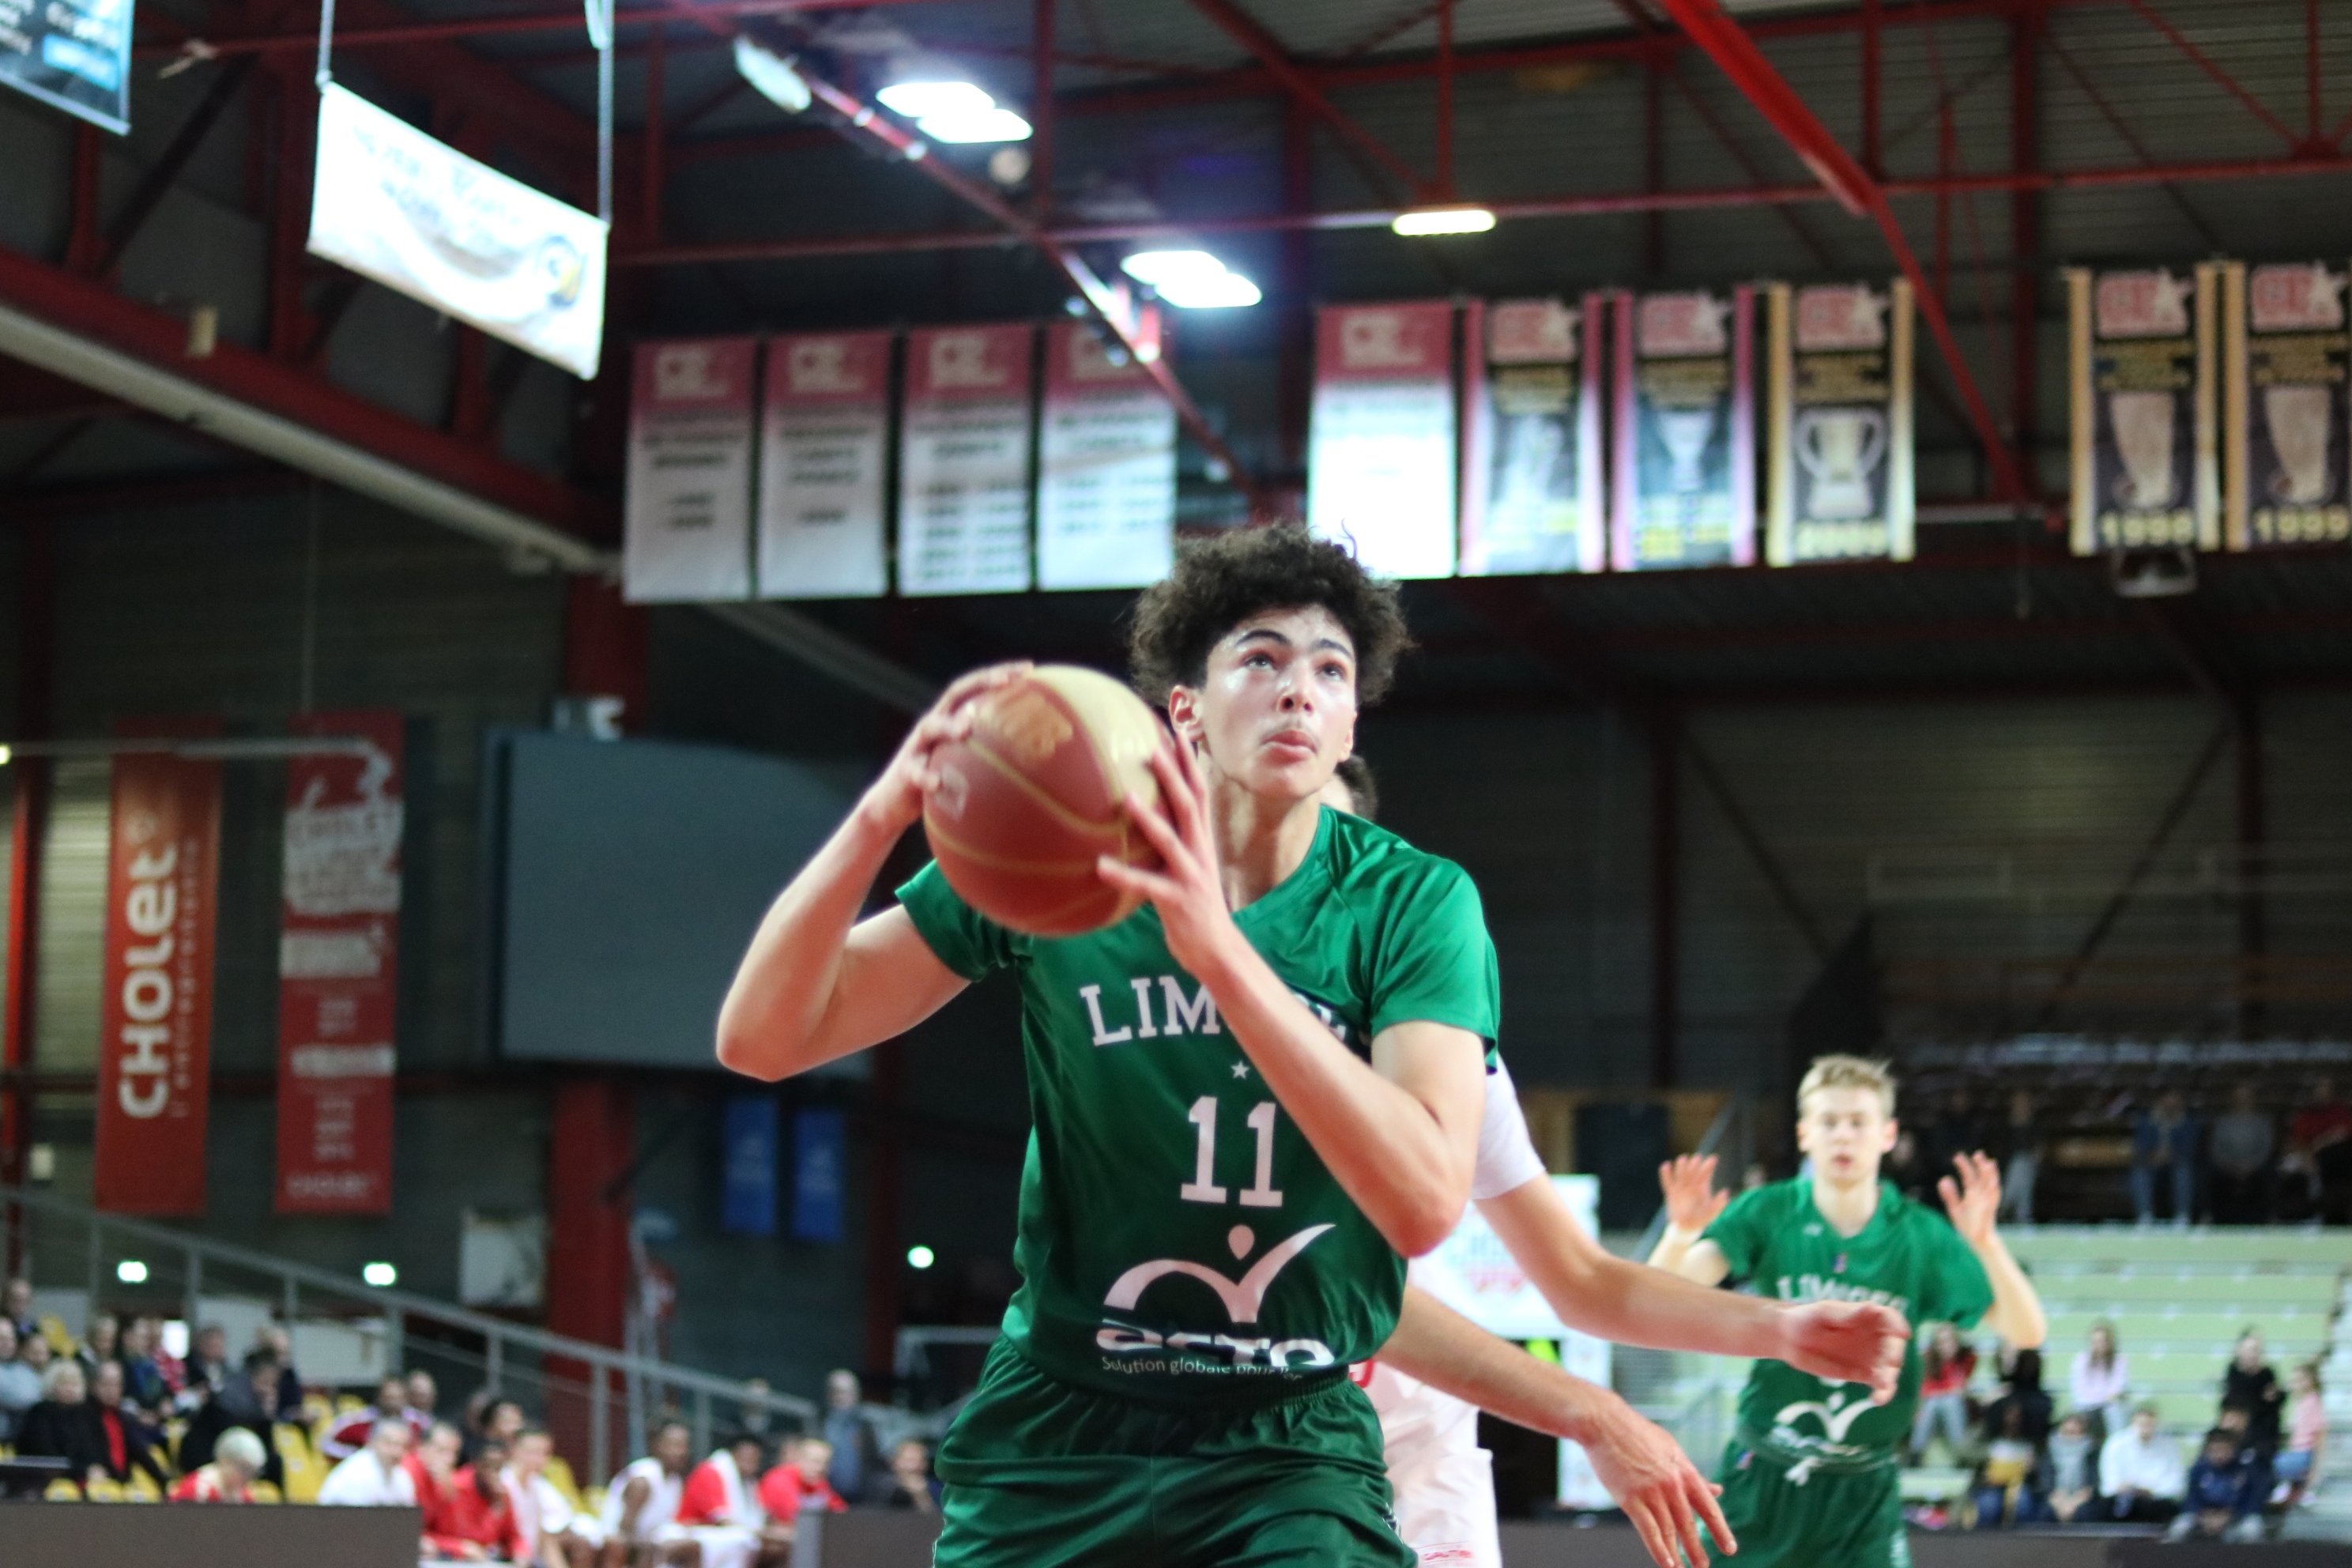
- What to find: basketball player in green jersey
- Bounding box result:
[718,526,1498,1566]
[1648,1055,2049,1568]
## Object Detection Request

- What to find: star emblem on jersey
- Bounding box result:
[1231,1061,1250,1079]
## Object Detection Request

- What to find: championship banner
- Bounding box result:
[758,331,891,598]
[1766,281,1914,565]
[1308,301,1459,580]
[1036,322,1177,591]
[2224,262,2352,550]
[1461,297,1607,575]
[624,338,757,602]
[276,711,404,1216]
[0,0,130,132]
[1613,288,1757,570]
[94,741,222,1216]
[309,85,609,378]
[2067,266,2220,556]
[898,324,1037,596]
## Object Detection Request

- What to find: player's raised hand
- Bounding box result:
[1938,1152,2004,1248]
[869,662,1034,831]
[1774,1300,1910,1404]
[1099,732,1237,975]
[1581,1396,1735,1568]
[1658,1154,1729,1235]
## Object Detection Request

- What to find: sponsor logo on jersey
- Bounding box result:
[1095,1223,1338,1372]
[1077,974,1360,1050]
[1770,1383,1876,1449]
[1772,1272,1910,1318]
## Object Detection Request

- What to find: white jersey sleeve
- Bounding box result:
[1470,1059,1548,1201]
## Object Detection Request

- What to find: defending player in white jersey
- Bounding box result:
[1325,763,1911,1568]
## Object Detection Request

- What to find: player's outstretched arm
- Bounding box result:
[1485,1173,1907,1402]
[716,665,1028,1081]
[1644,1155,1735,1285]
[1380,1287,1734,1568]
[1101,744,1484,1257]
[1939,1152,2049,1349]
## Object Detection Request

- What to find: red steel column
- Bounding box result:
[1031,0,1055,216]
[2,521,55,1266]
[2011,8,2044,493]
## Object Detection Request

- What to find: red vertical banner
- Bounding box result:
[94,748,222,1216]
[275,711,404,1215]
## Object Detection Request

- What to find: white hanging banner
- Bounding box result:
[307,84,609,379]
[2066,265,2219,556]
[1462,297,1607,575]
[2224,262,2352,551]
[1766,281,1914,565]
[1037,322,1176,591]
[1612,288,1757,570]
[898,325,1036,596]
[1309,301,1458,579]
[624,338,757,602]
[758,331,891,599]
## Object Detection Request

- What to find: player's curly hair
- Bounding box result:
[1127,524,1412,707]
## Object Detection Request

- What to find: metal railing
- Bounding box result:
[1,1185,814,1485]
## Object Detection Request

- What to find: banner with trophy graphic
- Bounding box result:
[1461,297,1607,575]
[2223,262,2352,550]
[1766,281,1913,565]
[2067,266,2220,556]
[1309,301,1459,579]
[1612,288,1756,570]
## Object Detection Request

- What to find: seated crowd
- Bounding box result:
[1904,1317,2328,1537]
[0,1289,937,1564]
[1890,1075,2352,1225]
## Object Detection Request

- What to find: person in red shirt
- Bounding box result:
[325,1374,419,1461]
[431,1438,532,1562]
[407,1421,468,1548]
[758,1437,849,1536]
[677,1432,775,1568]
[172,1427,266,1502]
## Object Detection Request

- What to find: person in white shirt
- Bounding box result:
[318,1418,419,1507]
[2100,1403,2187,1524]
[505,1427,601,1568]
[2071,1321,2132,1438]
[1322,767,1910,1568]
[597,1419,699,1567]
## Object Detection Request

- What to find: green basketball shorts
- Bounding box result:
[1710,1438,1910,1568]
[933,1340,1415,1568]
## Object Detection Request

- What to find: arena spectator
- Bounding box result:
[2046,1412,2099,1524]
[2100,1404,2184,1523]
[431,1436,530,1562]
[760,1436,849,1528]
[2165,1428,2264,1543]
[507,1427,601,1568]
[598,1419,699,1568]
[19,1321,53,1381]
[2290,1076,2352,1223]
[172,1427,266,1503]
[0,1319,40,1443]
[1981,1346,2053,1449]
[736,1377,777,1439]
[253,1322,306,1421]
[4,1275,35,1341]
[819,1369,887,1503]
[2208,1084,2278,1224]
[1996,1090,2042,1224]
[14,1359,111,1492]
[2069,1321,2131,1441]
[881,1439,940,1513]
[1969,1400,2052,1528]
[2224,1331,2285,1461]
[466,1395,526,1464]
[74,1311,120,1379]
[408,1420,468,1535]
[86,1359,168,1490]
[119,1316,175,1417]
[408,1369,443,1425]
[1910,1323,1975,1461]
[183,1323,233,1401]
[325,1374,418,1460]
[179,1350,286,1490]
[677,1432,777,1568]
[2132,1091,2200,1225]
[2275,1363,2327,1506]
[318,1418,419,1506]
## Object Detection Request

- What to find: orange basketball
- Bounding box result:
[922,665,1170,937]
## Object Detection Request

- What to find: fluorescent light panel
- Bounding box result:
[876,81,994,118]
[1156,272,1262,309]
[918,107,1032,144]
[1392,205,1497,236]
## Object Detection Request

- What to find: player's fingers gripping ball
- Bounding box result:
[922,664,1171,937]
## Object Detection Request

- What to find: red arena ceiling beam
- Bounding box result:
[137,0,973,56]
[1651,0,2030,502]
[1185,0,1434,202]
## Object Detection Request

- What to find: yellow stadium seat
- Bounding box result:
[45,1478,83,1501]
[544,1454,586,1510]
[251,1479,284,1505]
[36,1316,74,1357]
[125,1469,162,1502]
[84,1477,126,1502]
[277,1423,326,1504]
[334,1393,365,1413]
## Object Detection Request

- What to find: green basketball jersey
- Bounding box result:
[1703,1179,1993,1467]
[899,805,1500,1404]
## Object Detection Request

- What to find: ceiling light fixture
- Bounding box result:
[917,107,1032,145]
[733,37,812,115]
[1120,249,1261,309]
[876,80,994,119]
[1392,205,1498,236]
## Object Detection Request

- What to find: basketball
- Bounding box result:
[922,665,1171,937]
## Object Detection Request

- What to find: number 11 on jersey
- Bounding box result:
[1182,1096,1283,1209]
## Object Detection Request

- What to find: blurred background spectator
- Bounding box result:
[86,1359,168,1491]
[172,1427,266,1503]
[760,1436,848,1528]
[2133,1091,2200,1226]
[2046,1412,2098,1524]
[2277,1363,2328,1507]
[326,1374,419,1460]
[2100,1404,2184,1524]
[74,1312,119,1381]
[2224,1331,2285,1462]
[2209,1085,2278,1224]
[431,1435,528,1562]
[1910,1324,1974,1463]
[2069,1321,2131,1442]
[2290,1077,2352,1224]
[1996,1091,2042,1224]
[882,1439,940,1513]
[2168,1427,2265,1542]
[179,1350,287,1491]
[4,1276,35,1341]
[16,1359,111,1492]
[318,1419,418,1506]
[0,1319,40,1443]
[1970,1400,2052,1528]
[1982,1347,2053,1449]
[820,1370,887,1505]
